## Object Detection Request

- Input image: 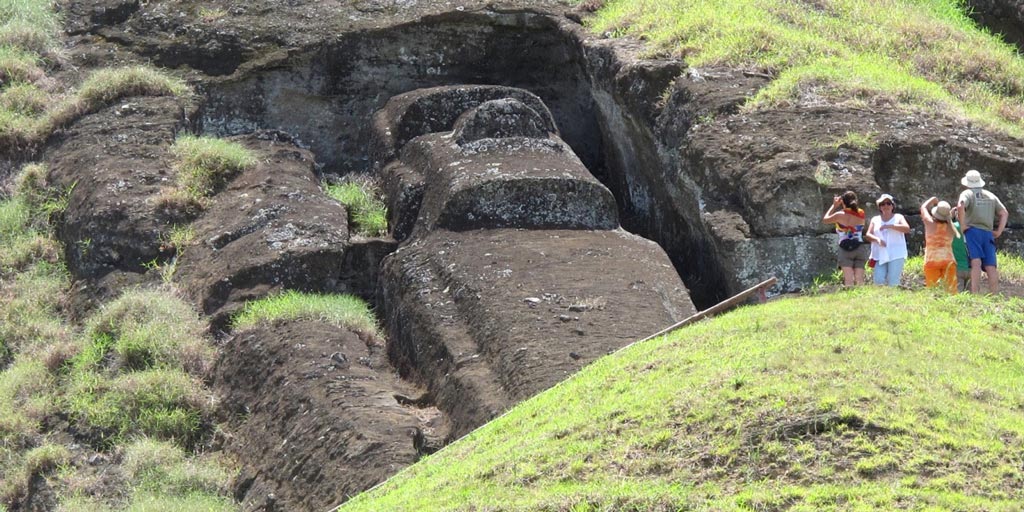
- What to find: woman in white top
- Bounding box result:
[865,193,911,286]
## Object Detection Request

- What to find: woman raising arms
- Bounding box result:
[920,196,959,294]
[823,191,869,286]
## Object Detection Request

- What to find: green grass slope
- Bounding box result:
[588,0,1024,136]
[342,287,1024,511]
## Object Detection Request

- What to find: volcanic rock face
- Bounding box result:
[173,132,356,327]
[45,97,187,278]
[213,320,433,511]
[55,1,1024,302]
[966,0,1024,49]
[372,83,696,437]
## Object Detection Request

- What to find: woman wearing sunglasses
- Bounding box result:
[865,194,910,286]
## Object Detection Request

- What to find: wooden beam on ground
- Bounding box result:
[639,276,778,343]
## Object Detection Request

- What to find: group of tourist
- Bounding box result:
[822,170,1009,293]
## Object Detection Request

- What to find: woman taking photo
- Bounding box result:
[823,191,868,286]
[920,196,959,294]
[865,193,910,286]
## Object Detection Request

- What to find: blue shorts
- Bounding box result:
[964,228,997,268]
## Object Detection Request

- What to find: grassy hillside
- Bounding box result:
[342,286,1024,510]
[588,0,1024,136]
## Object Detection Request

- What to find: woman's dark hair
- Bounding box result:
[841,190,859,210]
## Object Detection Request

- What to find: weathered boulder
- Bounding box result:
[370,84,558,166]
[400,132,618,234]
[371,85,563,240]
[214,320,438,511]
[44,97,190,279]
[173,132,394,328]
[380,228,695,437]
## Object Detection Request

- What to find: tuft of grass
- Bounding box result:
[832,130,878,150]
[0,44,43,83]
[0,442,71,504]
[805,266,842,294]
[995,251,1024,282]
[23,442,72,478]
[0,82,47,115]
[64,367,212,449]
[60,493,238,512]
[3,66,190,150]
[0,261,72,356]
[812,161,834,187]
[84,288,214,375]
[64,291,217,449]
[0,358,57,446]
[162,224,195,256]
[0,195,32,240]
[120,493,238,512]
[903,254,924,282]
[0,165,66,276]
[197,7,228,22]
[0,0,62,38]
[343,287,1024,510]
[41,66,190,138]
[0,20,62,58]
[170,135,257,201]
[232,290,380,336]
[324,178,388,237]
[122,438,235,496]
[588,0,1024,136]
[75,66,189,109]
[12,164,75,228]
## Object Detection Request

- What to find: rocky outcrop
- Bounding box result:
[173,132,360,327]
[42,97,194,310]
[373,84,696,437]
[214,320,438,511]
[965,0,1024,49]
[381,228,693,437]
[57,2,1024,303]
[571,26,1024,299]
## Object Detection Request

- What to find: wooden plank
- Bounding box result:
[639,276,778,342]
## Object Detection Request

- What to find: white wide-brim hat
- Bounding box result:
[961,169,985,188]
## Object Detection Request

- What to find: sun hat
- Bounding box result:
[961,170,985,188]
[931,201,952,222]
[875,193,894,205]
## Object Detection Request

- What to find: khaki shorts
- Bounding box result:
[837,243,870,268]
